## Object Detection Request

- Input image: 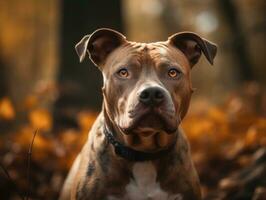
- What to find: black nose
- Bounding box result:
[139,87,165,106]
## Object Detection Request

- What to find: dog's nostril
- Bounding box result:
[155,90,164,100]
[139,90,150,100]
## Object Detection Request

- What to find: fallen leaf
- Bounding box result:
[0,97,15,120]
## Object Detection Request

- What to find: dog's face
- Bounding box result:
[76,28,217,149]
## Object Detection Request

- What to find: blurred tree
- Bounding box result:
[233,0,266,85]
[0,0,60,128]
[218,0,254,81]
[54,0,123,128]
[0,54,7,98]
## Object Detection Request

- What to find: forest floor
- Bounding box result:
[0,82,265,200]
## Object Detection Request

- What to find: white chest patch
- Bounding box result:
[108,162,182,200]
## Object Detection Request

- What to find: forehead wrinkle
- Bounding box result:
[121,42,155,69]
[148,43,190,73]
[105,43,143,71]
[149,43,173,60]
[104,41,190,75]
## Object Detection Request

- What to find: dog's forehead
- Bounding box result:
[105,41,190,70]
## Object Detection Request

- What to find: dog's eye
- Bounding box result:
[117,68,129,78]
[168,68,180,78]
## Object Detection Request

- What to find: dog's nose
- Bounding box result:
[139,87,165,106]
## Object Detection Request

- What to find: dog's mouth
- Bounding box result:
[120,107,178,135]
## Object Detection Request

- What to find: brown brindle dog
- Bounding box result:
[59,28,217,200]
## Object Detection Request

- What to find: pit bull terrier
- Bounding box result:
[59,28,217,200]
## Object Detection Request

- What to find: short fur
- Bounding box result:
[60,28,217,200]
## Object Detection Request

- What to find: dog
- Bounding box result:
[59,28,217,200]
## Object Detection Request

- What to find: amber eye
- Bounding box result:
[117,68,129,78]
[168,68,180,78]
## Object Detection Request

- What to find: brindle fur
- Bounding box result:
[61,114,201,200]
[60,28,217,200]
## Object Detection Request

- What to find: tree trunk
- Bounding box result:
[54,0,123,129]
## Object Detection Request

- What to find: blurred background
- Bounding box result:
[0,0,265,199]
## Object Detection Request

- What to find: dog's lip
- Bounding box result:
[120,108,150,134]
[128,106,150,119]
[121,108,177,134]
[133,127,159,137]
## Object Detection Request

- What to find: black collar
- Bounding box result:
[103,127,176,162]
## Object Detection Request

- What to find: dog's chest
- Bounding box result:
[108,162,182,200]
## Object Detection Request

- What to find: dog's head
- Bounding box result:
[76,28,217,151]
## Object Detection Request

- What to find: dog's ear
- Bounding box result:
[75,28,126,66]
[168,32,217,67]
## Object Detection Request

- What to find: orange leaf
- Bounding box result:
[0,97,15,120]
[29,108,52,131]
[77,111,97,131]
